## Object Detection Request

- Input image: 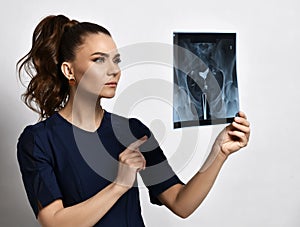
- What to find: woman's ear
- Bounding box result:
[61,62,74,80]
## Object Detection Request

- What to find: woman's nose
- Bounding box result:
[107,61,120,76]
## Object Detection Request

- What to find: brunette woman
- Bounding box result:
[17,14,250,226]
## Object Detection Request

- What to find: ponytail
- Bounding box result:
[17,15,111,119]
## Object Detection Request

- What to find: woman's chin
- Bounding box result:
[100,91,116,99]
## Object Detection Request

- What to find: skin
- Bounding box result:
[59,33,122,131]
[37,32,250,226]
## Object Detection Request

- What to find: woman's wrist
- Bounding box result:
[111,182,130,196]
[216,149,229,162]
[211,137,230,161]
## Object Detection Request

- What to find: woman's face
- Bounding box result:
[70,33,121,99]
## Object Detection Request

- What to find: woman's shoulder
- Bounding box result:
[109,111,144,124]
[18,112,60,141]
[19,120,45,139]
[17,113,66,160]
[108,111,151,138]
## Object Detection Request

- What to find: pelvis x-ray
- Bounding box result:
[173,33,239,128]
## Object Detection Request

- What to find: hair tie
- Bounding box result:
[63,19,79,32]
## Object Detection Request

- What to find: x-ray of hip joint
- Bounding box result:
[173,32,239,128]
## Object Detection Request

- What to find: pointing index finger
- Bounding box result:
[129,135,148,150]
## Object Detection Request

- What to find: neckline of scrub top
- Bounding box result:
[54,110,108,134]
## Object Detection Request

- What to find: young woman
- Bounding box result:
[17,14,250,227]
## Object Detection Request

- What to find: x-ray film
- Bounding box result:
[173,32,239,128]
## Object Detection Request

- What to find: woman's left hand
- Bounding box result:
[215,111,250,157]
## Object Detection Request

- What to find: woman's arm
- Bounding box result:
[38,136,147,227]
[38,183,126,227]
[158,112,250,218]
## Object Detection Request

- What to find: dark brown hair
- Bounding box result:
[17,14,111,119]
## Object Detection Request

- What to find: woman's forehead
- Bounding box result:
[77,33,118,56]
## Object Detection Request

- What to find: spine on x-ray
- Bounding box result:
[202,93,207,120]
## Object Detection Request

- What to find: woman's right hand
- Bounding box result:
[36,136,148,227]
[114,136,148,189]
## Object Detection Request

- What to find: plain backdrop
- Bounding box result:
[1,0,299,226]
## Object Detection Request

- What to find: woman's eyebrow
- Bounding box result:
[91,52,120,59]
[91,52,110,57]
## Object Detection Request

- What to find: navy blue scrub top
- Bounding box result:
[17,111,183,226]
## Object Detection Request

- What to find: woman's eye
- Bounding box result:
[114,58,122,64]
[93,57,105,63]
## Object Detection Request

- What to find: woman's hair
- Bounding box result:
[17,14,111,119]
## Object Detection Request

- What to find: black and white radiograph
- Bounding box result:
[173,33,239,128]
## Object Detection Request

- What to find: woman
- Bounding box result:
[17,14,250,226]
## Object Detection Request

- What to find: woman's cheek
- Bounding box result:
[78,64,108,93]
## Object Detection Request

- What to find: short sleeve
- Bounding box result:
[17,126,62,217]
[129,119,185,206]
[140,145,185,206]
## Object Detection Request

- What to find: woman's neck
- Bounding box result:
[59,94,104,132]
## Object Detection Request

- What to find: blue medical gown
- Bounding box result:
[17,111,183,226]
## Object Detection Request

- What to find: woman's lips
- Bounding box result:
[104,82,118,87]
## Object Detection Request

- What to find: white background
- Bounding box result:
[1,0,300,226]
